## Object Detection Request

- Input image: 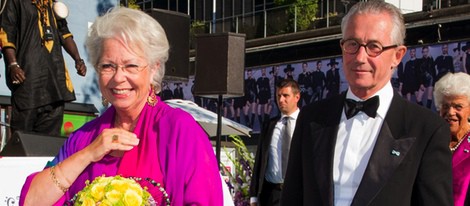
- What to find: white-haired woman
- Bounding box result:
[434,72,470,206]
[20,7,222,206]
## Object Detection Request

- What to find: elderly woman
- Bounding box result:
[434,72,470,206]
[19,7,223,205]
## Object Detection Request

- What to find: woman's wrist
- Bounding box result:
[50,164,69,193]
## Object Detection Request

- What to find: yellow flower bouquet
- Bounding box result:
[72,175,154,206]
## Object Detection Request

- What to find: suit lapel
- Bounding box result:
[312,123,339,205]
[352,92,416,206]
[261,118,279,155]
[259,117,280,192]
[311,93,345,205]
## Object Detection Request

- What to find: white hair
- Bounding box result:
[85,7,169,93]
[434,72,470,110]
[341,1,406,46]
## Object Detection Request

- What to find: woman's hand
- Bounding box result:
[84,128,140,162]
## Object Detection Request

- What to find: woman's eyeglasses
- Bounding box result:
[96,63,148,75]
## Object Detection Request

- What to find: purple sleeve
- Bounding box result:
[158,107,224,206]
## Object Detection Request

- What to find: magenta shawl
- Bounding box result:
[452,132,470,206]
[20,99,223,206]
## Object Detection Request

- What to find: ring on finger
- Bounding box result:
[112,134,119,143]
[12,80,20,84]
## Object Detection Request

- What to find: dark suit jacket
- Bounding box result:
[281,91,453,206]
[250,116,281,202]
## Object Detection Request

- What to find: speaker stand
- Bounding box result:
[216,94,223,169]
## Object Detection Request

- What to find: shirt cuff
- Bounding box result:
[250,197,258,204]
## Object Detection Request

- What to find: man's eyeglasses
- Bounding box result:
[96,63,148,75]
[340,39,398,57]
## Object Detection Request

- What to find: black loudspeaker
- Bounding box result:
[147,9,190,82]
[194,33,246,98]
[0,131,66,156]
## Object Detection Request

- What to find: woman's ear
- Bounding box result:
[149,62,160,82]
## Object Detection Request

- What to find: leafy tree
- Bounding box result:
[275,0,318,31]
[121,0,140,10]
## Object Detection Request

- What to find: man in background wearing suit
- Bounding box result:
[435,43,454,82]
[311,60,326,102]
[325,58,341,98]
[250,79,300,206]
[282,1,452,206]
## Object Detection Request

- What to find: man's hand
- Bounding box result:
[9,64,26,84]
[75,59,87,76]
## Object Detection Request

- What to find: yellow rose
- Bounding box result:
[128,182,144,197]
[90,182,107,201]
[111,179,129,193]
[123,189,143,206]
[100,199,115,206]
[105,189,123,204]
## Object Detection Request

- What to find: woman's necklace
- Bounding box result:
[450,130,470,152]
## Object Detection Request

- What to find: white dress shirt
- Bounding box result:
[333,82,393,206]
[265,108,300,184]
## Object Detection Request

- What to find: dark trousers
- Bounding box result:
[11,101,65,136]
[260,180,283,206]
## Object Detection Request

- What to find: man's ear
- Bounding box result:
[392,46,407,68]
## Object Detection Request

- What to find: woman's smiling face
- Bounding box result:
[98,38,157,114]
[439,95,470,137]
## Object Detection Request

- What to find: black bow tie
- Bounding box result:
[344,96,380,119]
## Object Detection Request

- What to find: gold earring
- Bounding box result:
[102,96,109,107]
[147,85,158,106]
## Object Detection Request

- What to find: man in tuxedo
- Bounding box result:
[250,79,300,206]
[281,1,453,206]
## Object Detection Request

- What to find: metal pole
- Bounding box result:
[236,16,239,33]
[216,94,223,167]
[326,0,329,28]
[212,0,216,32]
[264,10,267,37]
[264,0,266,37]
[294,6,297,33]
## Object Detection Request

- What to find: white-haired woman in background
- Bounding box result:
[434,72,470,206]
